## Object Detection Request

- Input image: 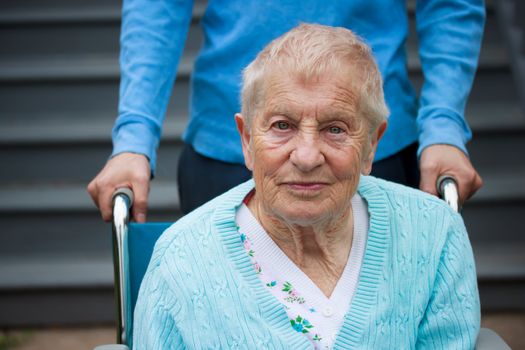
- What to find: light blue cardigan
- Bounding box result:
[133,176,480,349]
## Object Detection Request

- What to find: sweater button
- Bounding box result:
[322,307,334,317]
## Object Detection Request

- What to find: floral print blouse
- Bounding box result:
[235,194,369,349]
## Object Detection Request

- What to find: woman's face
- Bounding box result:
[236,72,385,226]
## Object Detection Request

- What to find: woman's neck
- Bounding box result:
[247,195,354,297]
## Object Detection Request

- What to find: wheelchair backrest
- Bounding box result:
[126,222,171,342]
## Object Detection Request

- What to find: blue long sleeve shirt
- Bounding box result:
[113,0,485,173]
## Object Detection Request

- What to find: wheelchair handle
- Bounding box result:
[113,187,134,208]
[436,175,460,213]
[112,187,134,345]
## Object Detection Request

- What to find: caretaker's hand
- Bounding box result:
[419,144,483,205]
[87,152,150,223]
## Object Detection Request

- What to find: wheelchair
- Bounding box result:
[95,178,511,350]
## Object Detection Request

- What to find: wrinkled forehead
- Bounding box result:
[260,68,362,116]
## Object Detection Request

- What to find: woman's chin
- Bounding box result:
[273,203,332,227]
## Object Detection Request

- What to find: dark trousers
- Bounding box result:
[177,143,420,214]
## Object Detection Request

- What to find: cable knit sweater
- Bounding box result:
[133,176,480,349]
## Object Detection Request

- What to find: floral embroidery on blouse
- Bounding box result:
[282,281,305,304]
[266,281,277,287]
[238,228,323,345]
[253,261,262,274]
[290,315,313,333]
[240,233,255,257]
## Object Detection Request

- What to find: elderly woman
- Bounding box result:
[133,24,480,349]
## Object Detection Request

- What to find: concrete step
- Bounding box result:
[0,0,206,24]
[0,181,179,213]
[2,123,523,183]
[0,255,113,290]
[0,182,180,258]
[0,44,507,84]
[0,0,502,74]
[495,0,525,113]
[0,7,203,62]
[474,243,525,280]
[0,55,194,82]
[468,132,525,176]
[0,285,116,326]
[1,68,521,140]
[0,78,190,123]
[2,243,519,292]
[0,172,522,235]
[0,241,522,326]
[0,87,525,145]
[2,282,521,327]
[0,139,182,183]
[0,170,521,208]
[0,11,505,83]
[2,0,489,23]
[0,210,177,260]
[0,113,187,144]
[0,5,120,25]
[468,172,525,204]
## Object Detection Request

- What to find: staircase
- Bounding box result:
[0,0,524,326]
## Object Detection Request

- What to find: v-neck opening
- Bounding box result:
[214,176,390,349]
[238,195,367,308]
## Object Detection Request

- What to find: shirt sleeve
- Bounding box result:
[111,0,195,174]
[415,0,485,157]
[416,213,481,350]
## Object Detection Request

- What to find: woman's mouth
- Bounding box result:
[285,182,327,191]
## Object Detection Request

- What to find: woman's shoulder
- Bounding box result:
[147,180,254,281]
[361,175,455,214]
[153,196,234,260]
[359,175,464,244]
[141,206,230,298]
[360,176,472,276]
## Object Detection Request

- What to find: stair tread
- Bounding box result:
[0,172,523,213]
[1,103,522,145]
[0,42,507,82]
[474,243,525,280]
[0,2,205,25]
[0,181,179,212]
[0,55,194,81]
[0,241,521,290]
[0,113,188,144]
[0,6,120,24]
[0,255,113,289]
[1,0,492,25]
[472,173,525,202]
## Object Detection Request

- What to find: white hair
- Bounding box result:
[241,23,389,132]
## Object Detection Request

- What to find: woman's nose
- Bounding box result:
[290,133,325,172]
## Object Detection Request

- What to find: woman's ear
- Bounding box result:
[235,113,254,171]
[362,120,387,175]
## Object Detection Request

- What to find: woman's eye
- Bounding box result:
[274,121,290,130]
[328,126,343,134]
